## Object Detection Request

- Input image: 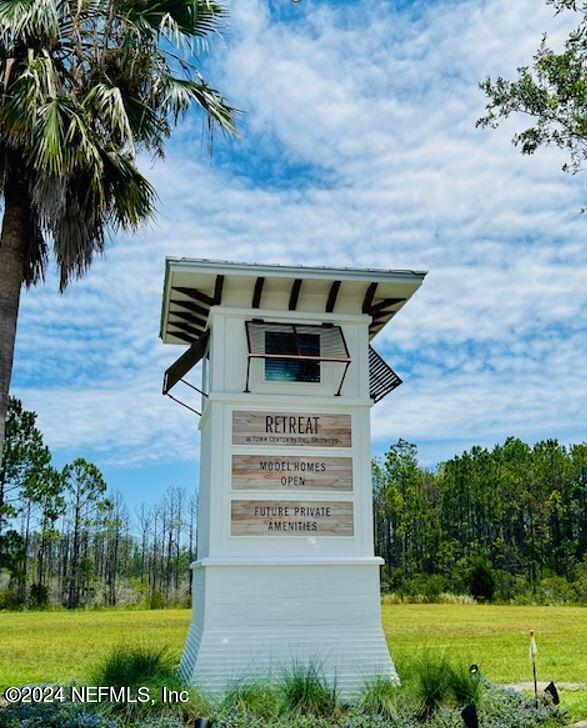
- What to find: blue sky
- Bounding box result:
[11,0,587,509]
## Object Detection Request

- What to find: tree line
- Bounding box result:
[373,438,587,603]
[2,397,587,609]
[0,398,197,609]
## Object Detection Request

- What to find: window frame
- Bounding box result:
[263,329,322,384]
[243,320,351,396]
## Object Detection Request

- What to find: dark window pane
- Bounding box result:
[298,333,320,357]
[264,331,320,383]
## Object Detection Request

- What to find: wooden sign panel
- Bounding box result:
[232,455,353,491]
[232,411,352,448]
[231,500,354,537]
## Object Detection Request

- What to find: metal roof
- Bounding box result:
[160,257,427,344]
[165,256,427,280]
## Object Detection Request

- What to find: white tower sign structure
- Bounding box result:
[159,259,426,698]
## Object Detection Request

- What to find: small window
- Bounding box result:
[264,331,320,383]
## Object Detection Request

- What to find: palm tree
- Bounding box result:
[0,0,236,466]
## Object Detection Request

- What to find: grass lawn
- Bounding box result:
[0,609,188,689]
[383,604,587,683]
[1,604,586,718]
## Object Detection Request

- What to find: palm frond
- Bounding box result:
[0,56,60,145]
[45,164,111,290]
[82,83,135,152]
[62,104,103,173]
[0,0,235,289]
[122,93,169,151]
[22,207,47,286]
[0,0,60,42]
[32,98,66,174]
[101,146,157,228]
[30,94,102,177]
[159,75,237,134]
[122,0,226,38]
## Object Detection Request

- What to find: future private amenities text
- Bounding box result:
[254,504,331,532]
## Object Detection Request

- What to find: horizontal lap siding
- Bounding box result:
[181,563,398,698]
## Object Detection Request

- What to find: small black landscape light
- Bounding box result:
[461,704,479,728]
[544,681,560,705]
[469,663,479,676]
[195,719,211,728]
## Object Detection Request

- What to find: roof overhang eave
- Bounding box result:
[164,257,427,285]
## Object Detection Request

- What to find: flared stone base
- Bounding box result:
[179,558,397,700]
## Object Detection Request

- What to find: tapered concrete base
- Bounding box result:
[179,558,397,700]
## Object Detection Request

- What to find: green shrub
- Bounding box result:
[447,557,473,594]
[405,652,452,717]
[0,587,23,610]
[178,591,191,609]
[573,557,587,604]
[90,644,210,725]
[148,591,166,610]
[408,573,445,601]
[479,682,569,727]
[356,676,398,717]
[468,559,496,602]
[403,656,481,715]
[536,576,575,605]
[494,569,517,601]
[0,701,120,727]
[221,680,280,720]
[447,663,481,707]
[380,577,392,595]
[0,666,570,728]
[29,582,50,609]
[279,662,337,717]
[92,644,176,688]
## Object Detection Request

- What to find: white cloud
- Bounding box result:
[18,372,201,467]
[12,0,587,474]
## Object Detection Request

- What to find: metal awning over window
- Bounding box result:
[162,330,209,415]
[369,345,402,403]
[244,320,351,395]
[162,324,403,414]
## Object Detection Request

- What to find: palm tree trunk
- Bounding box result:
[0,174,28,475]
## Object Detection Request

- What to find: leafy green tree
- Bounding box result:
[0,527,23,574]
[62,458,109,608]
[1,397,62,598]
[570,443,587,557]
[0,396,51,534]
[478,0,587,177]
[373,439,439,586]
[32,465,64,591]
[0,0,236,469]
[373,436,587,602]
[574,556,587,601]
